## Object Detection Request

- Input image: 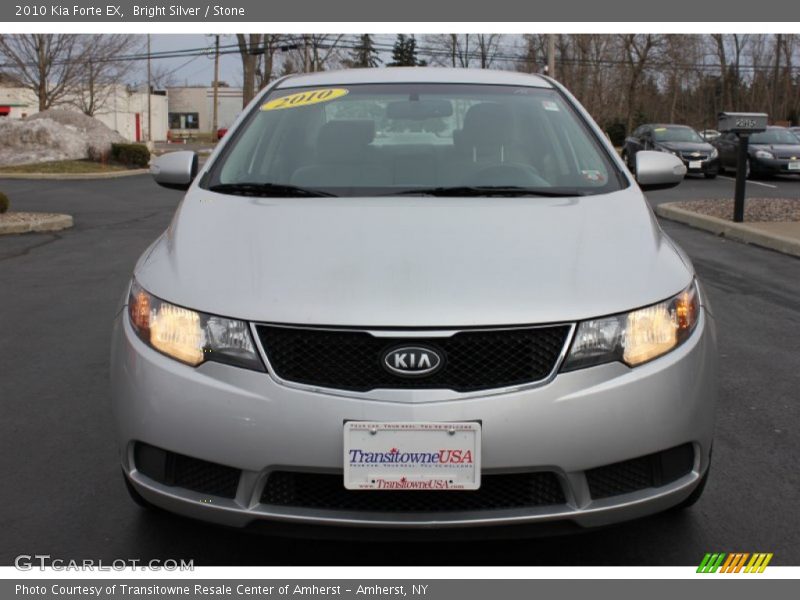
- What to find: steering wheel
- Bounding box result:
[466,163,549,187]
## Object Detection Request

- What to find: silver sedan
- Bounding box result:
[111,67,715,534]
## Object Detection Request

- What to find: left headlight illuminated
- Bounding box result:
[128,280,264,371]
[562,280,700,371]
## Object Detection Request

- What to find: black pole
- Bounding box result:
[733,134,749,223]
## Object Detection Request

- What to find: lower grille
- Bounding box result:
[261,471,566,512]
[586,443,694,500]
[134,443,241,499]
[255,324,571,393]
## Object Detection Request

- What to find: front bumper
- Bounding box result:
[751,156,800,175]
[110,309,717,532]
[680,156,719,175]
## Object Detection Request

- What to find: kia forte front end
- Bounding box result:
[111,67,717,535]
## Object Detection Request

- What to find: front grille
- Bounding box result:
[255,324,571,392]
[680,152,709,161]
[260,471,566,512]
[586,443,694,500]
[134,443,241,499]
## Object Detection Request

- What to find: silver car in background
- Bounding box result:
[111,68,716,535]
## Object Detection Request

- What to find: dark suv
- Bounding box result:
[623,124,719,179]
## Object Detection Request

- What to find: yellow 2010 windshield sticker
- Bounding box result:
[261,88,349,111]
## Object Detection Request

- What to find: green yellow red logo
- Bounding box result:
[697,553,773,573]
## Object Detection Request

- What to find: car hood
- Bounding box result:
[658,141,713,153]
[134,188,693,327]
[750,143,800,156]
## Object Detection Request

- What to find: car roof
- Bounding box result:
[276,67,553,89]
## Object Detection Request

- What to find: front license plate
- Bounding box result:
[689,160,703,169]
[788,162,800,171]
[344,422,481,490]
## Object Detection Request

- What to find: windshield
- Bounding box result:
[652,126,704,143]
[750,129,800,145]
[205,83,622,197]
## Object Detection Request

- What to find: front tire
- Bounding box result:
[704,172,717,179]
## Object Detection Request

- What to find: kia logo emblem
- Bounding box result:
[382,346,443,377]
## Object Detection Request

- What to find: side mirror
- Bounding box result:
[150,151,198,191]
[635,150,686,191]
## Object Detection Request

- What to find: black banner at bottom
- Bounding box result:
[3,579,794,600]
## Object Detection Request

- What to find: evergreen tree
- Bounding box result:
[347,34,382,68]
[388,34,426,67]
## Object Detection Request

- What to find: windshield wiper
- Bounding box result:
[208,182,337,198]
[388,186,587,197]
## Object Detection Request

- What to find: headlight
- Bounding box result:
[709,147,718,159]
[562,281,700,371]
[755,150,774,159]
[128,280,264,371]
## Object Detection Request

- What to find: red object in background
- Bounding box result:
[0,106,11,116]
[217,128,228,140]
[134,113,141,142]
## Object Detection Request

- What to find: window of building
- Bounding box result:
[169,112,199,129]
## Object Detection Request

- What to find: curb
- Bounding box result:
[655,203,800,258]
[0,169,148,180]
[0,214,74,235]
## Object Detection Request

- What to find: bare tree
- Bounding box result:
[236,34,262,107]
[149,62,179,90]
[0,34,85,111]
[425,35,473,67]
[619,34,661,132]
[72,34,143,116]
[475,34,502,69]
[255,34,285,89]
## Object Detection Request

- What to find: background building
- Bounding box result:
[167,85,243,137]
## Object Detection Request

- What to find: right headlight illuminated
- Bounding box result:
[562,280,700,371]
[128,279,264,372]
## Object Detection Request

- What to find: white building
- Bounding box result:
[0,84,169,142]
[167,86,243,136]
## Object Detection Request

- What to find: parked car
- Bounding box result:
[113,68,716,535]
[712,126,800,178]
[622,124,719,178]
[700,129,721,142]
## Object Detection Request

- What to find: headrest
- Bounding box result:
[317,120,376,161]
[458,102,513,148]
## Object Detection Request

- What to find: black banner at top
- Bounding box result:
[2,0,800,22]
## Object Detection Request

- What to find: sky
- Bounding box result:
[131,34,396,88]
[131,35,244,88]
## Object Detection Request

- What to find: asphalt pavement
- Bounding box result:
[1,174,798,566]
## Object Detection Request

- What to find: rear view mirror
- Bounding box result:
[386,99,453,120]
[150,151,198,191]
[635,151,686,191]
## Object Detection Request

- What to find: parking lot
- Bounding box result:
[1,172,798,566]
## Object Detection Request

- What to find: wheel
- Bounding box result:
[674,465,710,510]
[704,172,717,179]
[123,471,156,510]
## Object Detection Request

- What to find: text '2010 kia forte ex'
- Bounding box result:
[110,68,717,536]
